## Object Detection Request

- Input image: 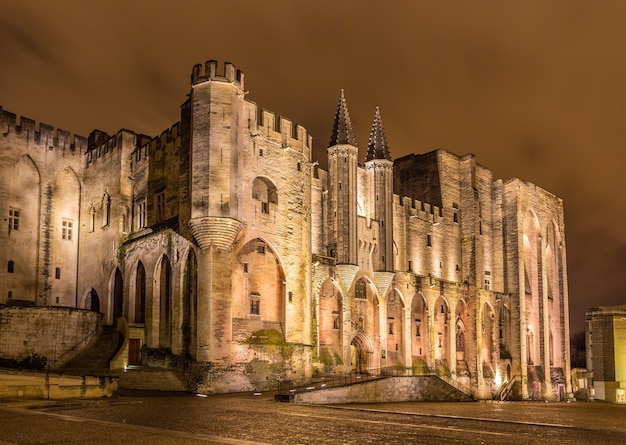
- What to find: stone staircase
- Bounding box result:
[57,325,121,376]
[117,366,188,391]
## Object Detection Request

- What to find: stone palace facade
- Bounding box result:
[0,60,571,399]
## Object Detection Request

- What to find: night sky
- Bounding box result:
[2,1,625,333]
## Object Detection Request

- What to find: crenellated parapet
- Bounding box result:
[255,108,312,149]
[396,195,443,223]
[0,106,87,153]
[131,122,181,164]
[191,60,244,90]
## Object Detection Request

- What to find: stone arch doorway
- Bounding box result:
[85,288,100,312]
[351,332,373,374]
[352,277,380,369]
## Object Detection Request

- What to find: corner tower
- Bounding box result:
[186,60,245,251]
[365,107,393,272]
[327,90,358,264]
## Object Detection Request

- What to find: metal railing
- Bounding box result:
[50,325,101,370]
[493,374,521,401]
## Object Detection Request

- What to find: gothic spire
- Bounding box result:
[329,89,356,147]
[366,107,391,161]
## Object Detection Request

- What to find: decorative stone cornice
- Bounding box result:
[373,271,395,299]
[335,264,360,294]
[328,144,358,159]
[188,216,243,251]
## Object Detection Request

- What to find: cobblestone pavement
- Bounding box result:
[1,391,625,444]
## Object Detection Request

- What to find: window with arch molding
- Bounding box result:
[252,177,278,214]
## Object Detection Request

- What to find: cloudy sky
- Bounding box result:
[2,0,625,332]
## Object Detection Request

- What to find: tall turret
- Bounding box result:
[327,90,358,264]
[365,107,393,272]
[186,60,245,251]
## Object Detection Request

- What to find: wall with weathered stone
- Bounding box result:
[294,376,472,404]
[0,306,101,367]
[0,369,116,399]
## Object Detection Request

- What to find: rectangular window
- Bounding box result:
[243,263,248,273]
[388,318,395,335]
[250,293,260,315]
[8,208,20,231]
[355,281,366,299]
[90,209,96,232]
[484,270,491,290]
[257,245,266,255]
[156,192,165,221]
[55,267,61,279]
[333,312,340,329]
[427,234,432,247]
[62,219,73,241]
[261,201,269,214]
[415,319,421,337]
[136,199,147,229]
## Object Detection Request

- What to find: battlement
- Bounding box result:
[132,122,181,164]
[256,108,312,149]
[0,106,87,153]
[396,195,443,223]
[191,60,244,90]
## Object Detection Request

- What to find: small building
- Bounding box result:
[586,305,626,403]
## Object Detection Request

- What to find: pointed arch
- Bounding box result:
[386,288,405,367]
[156,255,172,348]
[51,166,81,307]
[83,288,100,313]
[135,261,146,324]
[351,276,380,371]
[182,249,198,358]
[112,268,124,321]
[252,176,278,214]
[481,301,496,378]
[351,331,373,374]
[455,299,470,366]
[410,292,429,366]
[232,238,286,340]
[7,155,41,302]
[433,295,450,363]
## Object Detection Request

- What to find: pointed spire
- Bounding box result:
[366,107,391,161]
[329,89,356,147]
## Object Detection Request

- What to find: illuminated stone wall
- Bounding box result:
[0,306,101,367]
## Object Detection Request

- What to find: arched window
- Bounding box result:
[102,192,111,227]
[135,262,146,324]
[252,177,278,214]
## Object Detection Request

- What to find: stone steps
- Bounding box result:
[117,367,188,392]
[57,325,121,376]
